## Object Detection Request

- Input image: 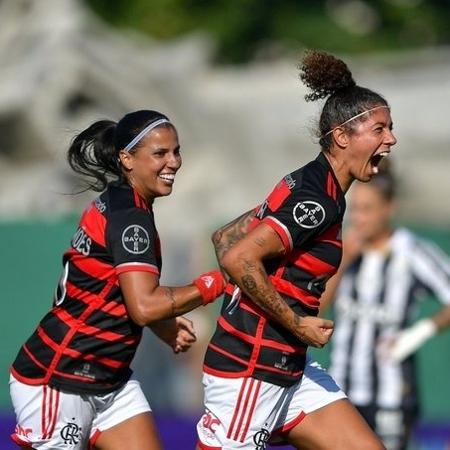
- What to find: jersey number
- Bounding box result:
[54,261,69,306]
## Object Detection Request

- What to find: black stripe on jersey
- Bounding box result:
[304,241,342,269]
[13,347,47,378]
[209,325,254,363]
[415,240,450,277]
[68,261,110,295]
[67,333,139,359]
[107,182,141,212]
[26,330,57,367]
[105,286,122,301]
[204,345,248,373]
[258,346,305,375]
[40,312,71,345]
[84,309,141,336]
[57,296,89,320]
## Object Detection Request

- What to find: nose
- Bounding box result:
[167,152,182,170]
[385,129,397,146]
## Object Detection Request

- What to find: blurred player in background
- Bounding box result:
[322,161,450,450]
[9,110,225,450]
[196,50,396,450]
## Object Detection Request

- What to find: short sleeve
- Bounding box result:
[258,180,336,251]
[107,208,160,276]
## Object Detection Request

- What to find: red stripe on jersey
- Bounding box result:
[315,223,342,248]
[289,250,336,276]
[228,378,249,439]
[267,179,291,211]
[218,316,306,354]
[115,262,159,275]
[269,276,320,309]
[53,308,138,345]
[262,216,293,251]
[71,256,115,281]
[38,326,127,369]
[80,205,107,247]
[326,172,337,201]
[208,343,250,372]
[101,301,127,318]
[66,281,127,318]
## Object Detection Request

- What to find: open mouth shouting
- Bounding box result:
[370,151,390,175]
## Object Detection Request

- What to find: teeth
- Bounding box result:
[379,152,389,157]
[159,174,175,181]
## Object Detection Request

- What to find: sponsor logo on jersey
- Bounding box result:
[293,201,325,229]
[122,225,150,254]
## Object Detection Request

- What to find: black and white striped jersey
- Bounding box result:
[329,228,450,411]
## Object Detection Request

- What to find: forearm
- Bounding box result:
[431,304,450,330]
[133,285,203,326]
[226,253,301,338]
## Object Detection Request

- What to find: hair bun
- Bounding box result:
[299,50,356,102]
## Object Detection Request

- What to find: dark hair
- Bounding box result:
[299,51,389,150]
[368,158,396,201]
[67,110,172,192]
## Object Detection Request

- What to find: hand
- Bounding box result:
[295,316,334,348]
[386,319,437,363]
[149,317,197,353]
[172,316,197,354]
[193,270,226,305]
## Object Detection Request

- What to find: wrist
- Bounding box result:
[193,270,226,305]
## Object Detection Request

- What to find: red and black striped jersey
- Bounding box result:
[204,153,345,387]
[11,181,161,394]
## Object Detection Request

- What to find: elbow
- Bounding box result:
[220,248,243,278]
[127,301,163,327]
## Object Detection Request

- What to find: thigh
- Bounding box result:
[286,399,385,450]
[93,412,162,450]
[10,374,93,450]
[90,379,157,450]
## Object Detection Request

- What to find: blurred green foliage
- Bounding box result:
[84,0,450,63]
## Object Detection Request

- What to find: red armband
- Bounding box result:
[193,270,226,305]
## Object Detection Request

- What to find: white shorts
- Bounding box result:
[197,357,346,450]
[9,374,151,449]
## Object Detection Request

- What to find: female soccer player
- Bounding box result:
[196,51,396,450]
[9,110,225,450]
[324,162,450,450]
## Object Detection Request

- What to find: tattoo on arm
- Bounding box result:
[166,287,176,317]
[212,209,256,261]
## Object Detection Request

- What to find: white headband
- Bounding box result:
[124,118,171,151]
[322,105,390,139]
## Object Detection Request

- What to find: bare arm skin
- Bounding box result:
[220,222,334,348]
[212,208,257,279]
[431,304,450,330]
[119,271,203,326]
[148,316,197,353]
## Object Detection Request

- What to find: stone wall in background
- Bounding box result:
[0,0,449,237]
